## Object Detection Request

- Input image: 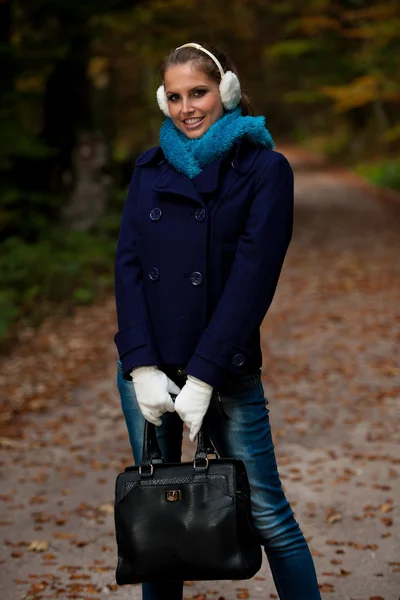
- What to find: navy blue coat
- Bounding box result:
[114,140,294,389]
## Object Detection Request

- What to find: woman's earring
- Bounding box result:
[156,85,170,117]
[219,71,241,111]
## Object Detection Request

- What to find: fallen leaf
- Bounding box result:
[98,503,114,514]
[28,540,49,552]
[326,509,342,525]
[319,582,335,592]
[379,502,393,513]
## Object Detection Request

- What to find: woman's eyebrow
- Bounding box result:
[188,85,209,91]
[166,85,209,95]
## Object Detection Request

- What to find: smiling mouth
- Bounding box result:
[183,117,205,126]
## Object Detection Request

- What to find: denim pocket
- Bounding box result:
[221,377,267,409]
[222,370,262,394]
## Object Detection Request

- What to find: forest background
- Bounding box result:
[1,0,399,342]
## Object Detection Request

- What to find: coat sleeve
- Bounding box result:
[185,152,294,388]
[114,168,161,379]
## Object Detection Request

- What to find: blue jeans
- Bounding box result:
[117,362,321,600]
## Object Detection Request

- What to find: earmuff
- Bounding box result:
[156,43,242,117]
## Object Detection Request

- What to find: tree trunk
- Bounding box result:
[0,0,14,166]
[60,131,110,231]
[41,18,110,230]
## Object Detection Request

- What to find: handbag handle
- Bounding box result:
[141,421,164,464]
[140,419,216,476]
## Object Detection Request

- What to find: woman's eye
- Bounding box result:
[168,94,180,102]
[193,89,206,97]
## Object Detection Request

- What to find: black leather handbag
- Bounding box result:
[114,420,262,585]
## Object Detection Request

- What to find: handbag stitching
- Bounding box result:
[121,474,229,500]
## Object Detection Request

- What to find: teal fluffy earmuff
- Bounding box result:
[156,43,242,117]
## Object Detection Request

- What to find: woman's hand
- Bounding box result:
[174,375,213,441]
[131,366,181,426]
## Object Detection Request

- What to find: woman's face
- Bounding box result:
[164,62,224,139]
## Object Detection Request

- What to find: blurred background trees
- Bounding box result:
[1,0,399,339]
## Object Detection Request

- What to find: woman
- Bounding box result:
[115,42,321,600]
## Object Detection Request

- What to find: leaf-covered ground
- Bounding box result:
[0,148,399,600]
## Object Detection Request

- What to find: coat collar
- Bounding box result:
[136,141,263,203]
[231,140,263,174]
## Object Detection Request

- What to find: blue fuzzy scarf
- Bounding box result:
[159,108,274,178]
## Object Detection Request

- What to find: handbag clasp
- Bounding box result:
[166,490,181,502]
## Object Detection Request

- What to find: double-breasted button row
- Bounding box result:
[148,268,204,287]
[149,207,206,222]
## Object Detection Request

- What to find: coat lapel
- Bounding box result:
[152,141,264,204]
[152,153,226,205]
[153,166,203,205]
[214,141,263,202]
[191,157,225,195]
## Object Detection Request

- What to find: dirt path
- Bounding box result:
[1,148,399,600]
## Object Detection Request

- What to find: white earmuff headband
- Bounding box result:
[156,43,241,118]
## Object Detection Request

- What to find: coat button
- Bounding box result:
[232,353,246,367]
[150,208,162,221]
[149,267,160,281]
[190,271,203,286]
[195,208,206,222]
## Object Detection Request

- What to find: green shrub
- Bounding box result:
[355,159,400,192]
[0,220,119,339]
[0,290,20,338]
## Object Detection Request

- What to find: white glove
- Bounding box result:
[130,366,181,426]
[174,375,213,442]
